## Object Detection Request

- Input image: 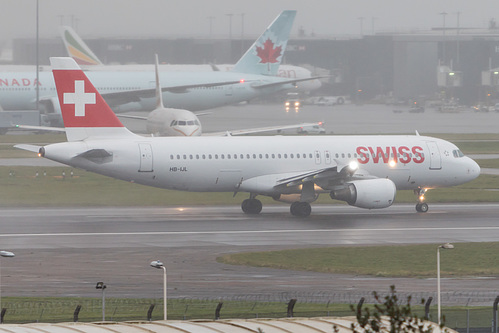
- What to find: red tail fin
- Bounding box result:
[50,57,134,141]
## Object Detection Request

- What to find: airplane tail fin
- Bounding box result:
[50,57,136,142]
[231,10,296,76]
[59,26,103,66]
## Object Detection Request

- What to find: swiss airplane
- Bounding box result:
[16,58,481,217]
[59,25,322,93]
[0,11,318,122]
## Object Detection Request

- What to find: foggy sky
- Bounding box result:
[0,0,497,44]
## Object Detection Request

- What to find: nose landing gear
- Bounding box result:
[415,188,429,213]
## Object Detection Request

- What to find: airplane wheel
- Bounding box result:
[416,202,429,213]
[290,201,311,217]
[241,199,262,215]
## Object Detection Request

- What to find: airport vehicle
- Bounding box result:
[15,58,481,217]
[0,11,320,124]
[309,96,346,106]
[60,25,322,93]
[296,123,326,135]
[284,92,301,112]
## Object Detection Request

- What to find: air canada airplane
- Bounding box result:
[60,25,322,93]
[1,11,318,124]
[16,58,481,217]
[120,54,324,137]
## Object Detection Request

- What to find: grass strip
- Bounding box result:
[217,242,499,278]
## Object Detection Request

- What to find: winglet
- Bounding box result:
[231,10,296,76]
[50,57,135,142]
[60,26,103,66]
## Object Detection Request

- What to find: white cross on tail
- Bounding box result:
[63,80,96,117]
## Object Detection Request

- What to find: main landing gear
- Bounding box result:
[415,188,429,213]
[240,195,312,217]
[290,201,312,217]
[241,198,262,214]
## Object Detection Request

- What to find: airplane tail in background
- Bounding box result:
[50,57,135,142]
[231,10,296,76]
[60,26,103,66]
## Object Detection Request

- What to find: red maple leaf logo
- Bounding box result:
[256,38,282,64]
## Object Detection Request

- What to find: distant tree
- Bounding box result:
[350,285,440,333]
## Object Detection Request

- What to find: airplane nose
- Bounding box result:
[465,157,480,181]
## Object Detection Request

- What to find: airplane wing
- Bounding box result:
[251,76,327,89]
[116,114,148,121]
[14,124,66,132]
[205,122,325,136]
[101,80,244,105]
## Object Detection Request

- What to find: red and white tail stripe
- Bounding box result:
[50,57,135,141]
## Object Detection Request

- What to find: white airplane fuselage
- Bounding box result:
[40,135,479,195]
[0,70,291,112]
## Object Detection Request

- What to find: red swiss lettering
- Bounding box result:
[412,146,424,163]
[356,146,369,164]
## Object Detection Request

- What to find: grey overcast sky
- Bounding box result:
[0,0,497,43]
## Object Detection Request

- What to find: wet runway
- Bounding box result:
[1,204,499,304]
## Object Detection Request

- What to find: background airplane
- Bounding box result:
[26,54,324,137]
[0,10,320,127]
[60,25,322,93]
[16,57,481,217]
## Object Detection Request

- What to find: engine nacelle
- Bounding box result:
[329,178,396,209]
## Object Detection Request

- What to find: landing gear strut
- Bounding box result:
[415,188,429,213]
[241,198,262,215]
[290,201,312,217]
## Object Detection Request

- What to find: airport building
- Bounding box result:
[11,25,499,105]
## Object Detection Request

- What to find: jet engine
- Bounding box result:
[329,178,396,209]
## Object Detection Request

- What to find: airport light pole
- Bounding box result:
[150,260,167,320]
[95,282,106,321]
[437,243,454,325]
[0,251,15,321]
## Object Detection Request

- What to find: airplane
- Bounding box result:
[0,10,321,126]
[117,54,324,137]
[15,57,481,217]
[59,25,322,93]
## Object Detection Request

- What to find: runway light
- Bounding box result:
[239,79,245,83]
[177,208,185,212]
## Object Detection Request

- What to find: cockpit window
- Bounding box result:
[453,149,464,158]
[178,121,186,126]
[187,120,195,125]
[170,120,176,126]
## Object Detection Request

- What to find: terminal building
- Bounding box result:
[10,24,499,106]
